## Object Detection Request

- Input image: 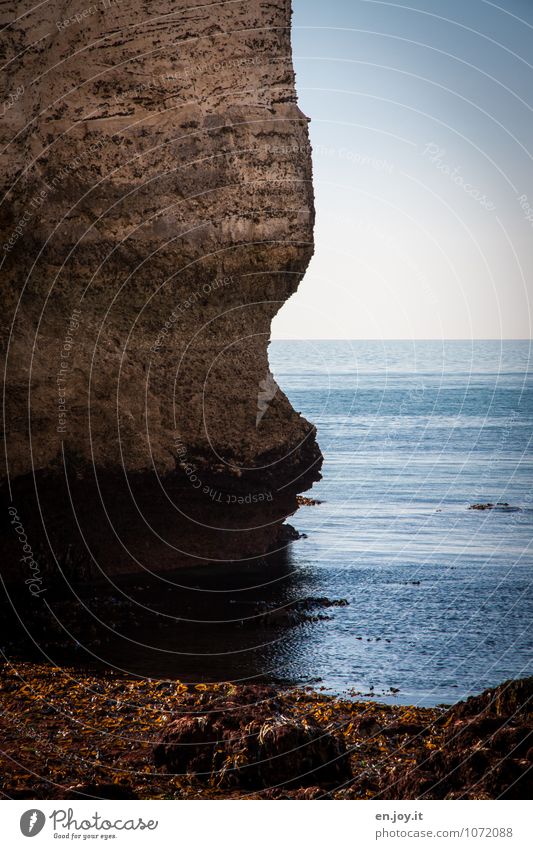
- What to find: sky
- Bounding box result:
[271,0,533,339]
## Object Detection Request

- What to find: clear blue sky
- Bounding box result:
[272,0,533,339]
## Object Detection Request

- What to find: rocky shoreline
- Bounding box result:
[0,663,530,800]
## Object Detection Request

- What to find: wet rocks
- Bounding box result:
[3,663,530,800]
[381,720,428,737]
[468,503,521,512]
[279,524,306,543]
[355,717,382,739]
[452,677,532,720]
[378,678,533,800]
[304,597,349,609]
[154,684,351,790]
[258,596,349,627]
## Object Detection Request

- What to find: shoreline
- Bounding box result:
[0,573,528,712]
[0,662,530,800]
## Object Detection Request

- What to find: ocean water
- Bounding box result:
[64,340,532,707]
[266,339,533,705]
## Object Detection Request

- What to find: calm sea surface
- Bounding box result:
[268,339,533,704]
[76,341,532,707]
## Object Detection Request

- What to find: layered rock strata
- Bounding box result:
[0,0,321,579]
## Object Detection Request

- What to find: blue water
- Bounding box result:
[266,339,533,705]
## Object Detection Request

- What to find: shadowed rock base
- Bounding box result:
[3,428,321,581]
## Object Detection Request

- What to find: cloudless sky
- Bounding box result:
[272,0,533,339]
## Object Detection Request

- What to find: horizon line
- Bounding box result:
[270,337,533,342]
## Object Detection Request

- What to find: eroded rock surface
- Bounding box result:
[1,0,321,577]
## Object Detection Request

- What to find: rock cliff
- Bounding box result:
[0,0,321,578]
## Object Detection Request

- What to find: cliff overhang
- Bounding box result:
[1,0,321,578]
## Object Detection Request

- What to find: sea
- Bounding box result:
[70,340,533,708]
[267,339,533,705]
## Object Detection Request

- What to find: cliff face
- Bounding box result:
[1,0,321,577]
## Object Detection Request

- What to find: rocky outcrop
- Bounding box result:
[378,678,532,800]
[0,0,321,578]
[154,684,351,789]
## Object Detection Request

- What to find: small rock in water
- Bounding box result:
[257,596,350,628]
[468,502,521,512]
[296,496,324,506]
